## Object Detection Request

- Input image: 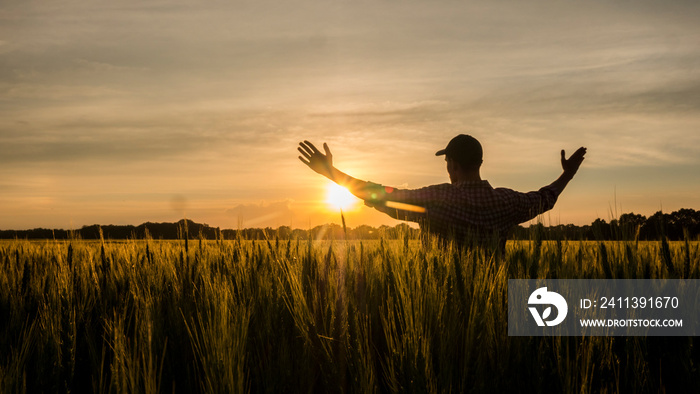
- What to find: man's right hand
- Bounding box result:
[298,141,335,180]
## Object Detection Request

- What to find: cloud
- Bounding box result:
[0,104,304,166]
[73,58,147,74]
[462,79,700,126]
[1,82,126,100]
[1,0,699,230]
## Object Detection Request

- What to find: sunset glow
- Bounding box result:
[1,0,698,230]
[325,183,360,212]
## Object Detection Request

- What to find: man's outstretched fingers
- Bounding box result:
[303,140,321,155]
[571,147,586,165]
[298,145,312,161]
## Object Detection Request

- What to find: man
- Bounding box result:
[298,134,586,253]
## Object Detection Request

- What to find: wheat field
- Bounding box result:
[1,233,698,393]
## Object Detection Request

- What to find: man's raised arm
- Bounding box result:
[297,140,376,200]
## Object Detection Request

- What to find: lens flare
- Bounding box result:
[326,183,359,211]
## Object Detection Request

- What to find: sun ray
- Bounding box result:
[325,183,360,212]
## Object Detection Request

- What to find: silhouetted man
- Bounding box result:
[298,135,586,254]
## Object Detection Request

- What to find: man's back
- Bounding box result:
[367,180,560,252]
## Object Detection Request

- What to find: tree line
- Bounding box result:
[0,220,420,241]
[1,209,698,241]
[511,208,699,241]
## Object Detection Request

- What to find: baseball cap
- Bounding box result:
[435,134,483,167]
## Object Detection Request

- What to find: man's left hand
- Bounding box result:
[298,141,334,179]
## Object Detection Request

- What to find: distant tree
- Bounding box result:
[384,223,418,240]
[277,226,292,239]
[591,218,611,240]
[309,224,346,240]
[642,211,669,240]
[618,213,647,239]
[667,209,699,240]
[352,225,378,240]
[291,229,309,240]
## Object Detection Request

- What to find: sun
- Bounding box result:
[325,183,359,211]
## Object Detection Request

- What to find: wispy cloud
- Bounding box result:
[1,0,699,229]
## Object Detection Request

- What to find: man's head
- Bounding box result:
[435,134,483,170]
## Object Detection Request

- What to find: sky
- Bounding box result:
[1,0,699,231]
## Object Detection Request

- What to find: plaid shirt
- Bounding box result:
[365,180,561,250]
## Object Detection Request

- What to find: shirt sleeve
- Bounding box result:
[505,185,560,224]
[363,182,445,222]
[365,200,423,222]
